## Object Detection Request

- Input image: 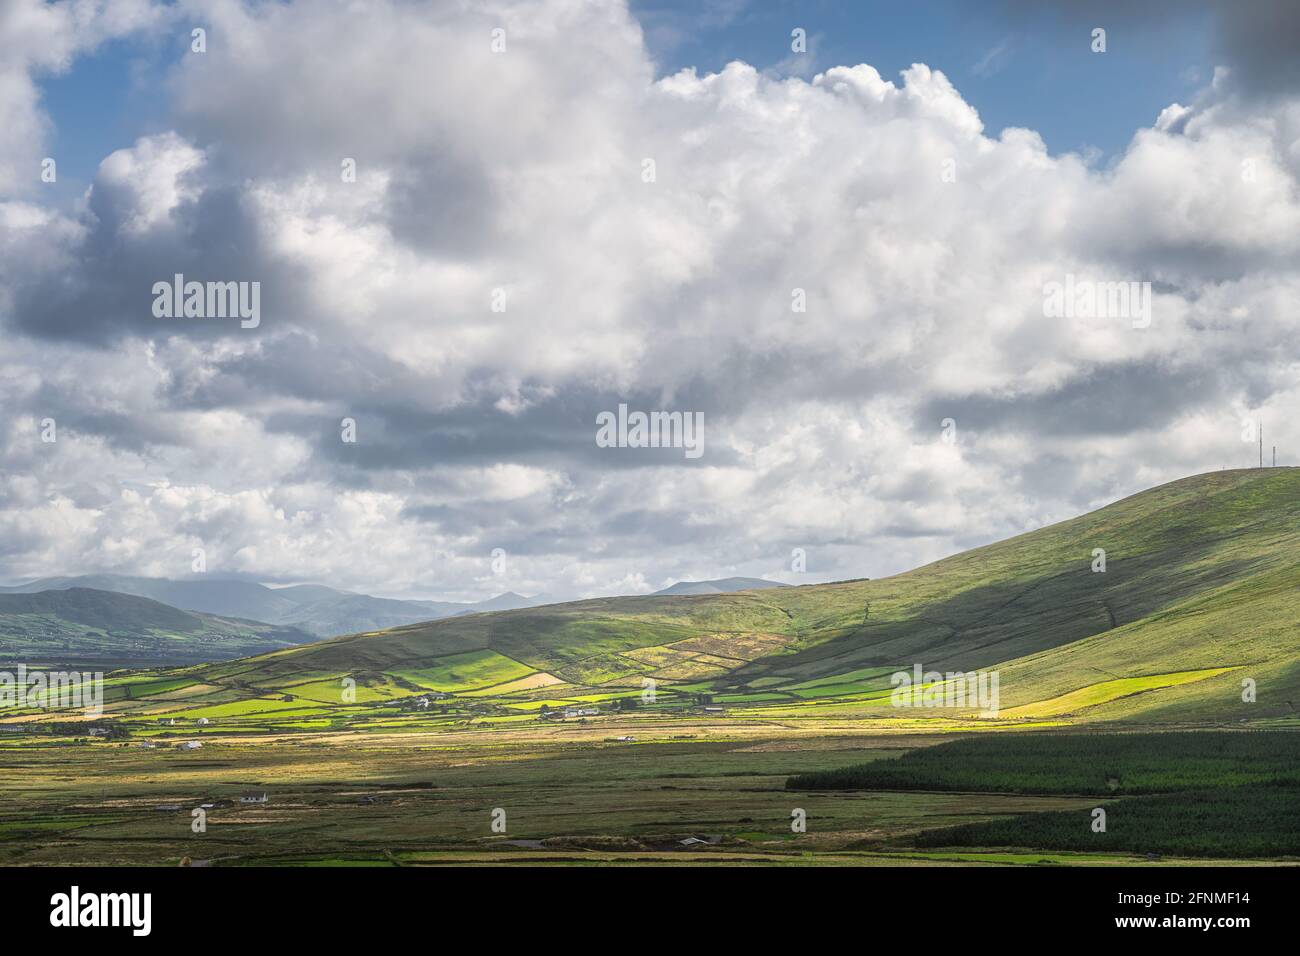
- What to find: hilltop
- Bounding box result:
[31,468,1300,727]
[652,577,789,596]
[0,588,315,667]
[0,574,547,638]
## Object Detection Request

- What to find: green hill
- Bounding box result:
[0,574,547,637]
[0,588,316,667]
[54,469,1300,726]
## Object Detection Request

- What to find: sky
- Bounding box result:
[1,0,1299,602]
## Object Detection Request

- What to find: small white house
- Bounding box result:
[239,791,268,804]
[177,740,202,750]
[195,717,210,725]
[616,735,636,742]
[157,718,177,726]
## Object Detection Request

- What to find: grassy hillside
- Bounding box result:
[0,574,546,638]
[20,468,1300,729]
[0,588,315,667]
[788,732,1300,858]
[2,470,1298,867]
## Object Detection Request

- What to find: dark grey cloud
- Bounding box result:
[3,0,1299,601]
[384,158,501,256]
[916,360,1229,438]
[7,178,305,345]
[293,384,733,479]
[1213,1,1300,96]
[1003,0,1300,96]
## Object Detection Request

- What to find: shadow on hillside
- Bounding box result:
[718,548,1270,688]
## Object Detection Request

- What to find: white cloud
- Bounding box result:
[0,0,171,198]
[2,0,1299,601]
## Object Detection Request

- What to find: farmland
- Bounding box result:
[2,469,1299,865]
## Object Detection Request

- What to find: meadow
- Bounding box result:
[913,785,1300,858]
[3,469,1299,866]
[0,722,1209,866]
[787,731,1300,858]
[785,731,1300,794]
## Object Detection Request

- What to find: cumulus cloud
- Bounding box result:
[0,0,170,196]
[1,0,1298,601]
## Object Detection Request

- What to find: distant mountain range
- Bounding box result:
[651,576,789,596]
[164,468,1300,725]
[0,572,787,667]
[0,588,314,667]
[0,574,546,638]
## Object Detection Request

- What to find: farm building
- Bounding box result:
[177,740,202,750]
[239,792,268,804]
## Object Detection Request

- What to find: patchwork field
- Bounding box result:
[1,720,1295,865]
[3,469,1299,865]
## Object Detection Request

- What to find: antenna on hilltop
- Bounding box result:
[1259,422,1263,468]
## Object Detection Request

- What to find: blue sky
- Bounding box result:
[632,0,1213,157]
[36,33,173,192]
[39,1,1216,192]
[8,0,1297,599]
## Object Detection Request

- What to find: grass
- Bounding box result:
[916,786,1300,858]
[82,467,1298,729]
[787,731,1300,859]
[0,590,310,668]
[786,731,1300,795]
[998,667,1241,718]
[4,469,1300,865]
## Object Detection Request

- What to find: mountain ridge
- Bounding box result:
[652,576,789,596]
[137,467,1300,727]
[0,574,548,638]
[0,587,315,667]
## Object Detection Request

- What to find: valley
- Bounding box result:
[2,468,1298,866]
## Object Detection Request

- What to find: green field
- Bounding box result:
[787,731,1300,857]
[2,469,1299,865]
[0,588,313,668]
[110,466,1298,728]
[786,731,1300,795]
[914,785,1300,858]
